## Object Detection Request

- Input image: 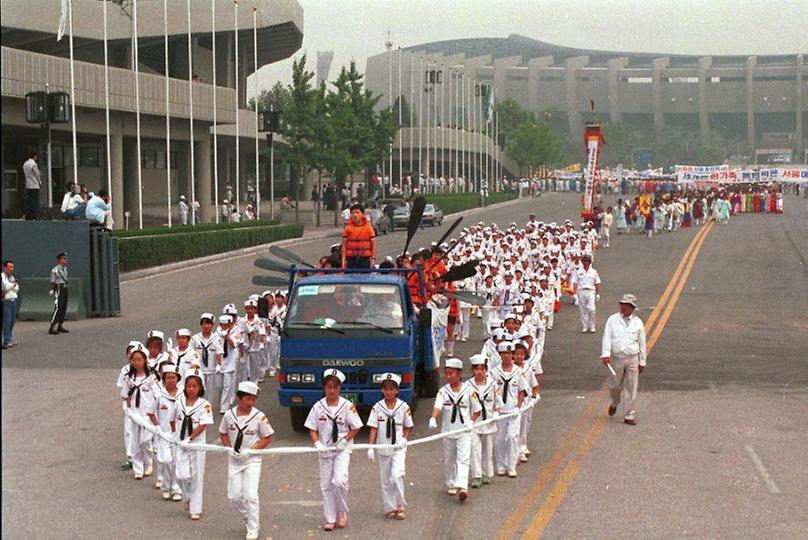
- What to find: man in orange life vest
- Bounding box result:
[341,203,377,269]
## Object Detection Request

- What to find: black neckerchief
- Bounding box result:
[499,371,515,404]
[470,380,489,421]
[230,408,261,452]
[380,401,405,444]
[179,400,204,440]
[321,399,348,444]
[445,388,465,424]
[127,376,148,408]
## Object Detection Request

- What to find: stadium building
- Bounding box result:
[365,34,807,166]
[1,0,303,224]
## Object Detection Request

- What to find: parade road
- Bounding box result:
[3,192,807,539]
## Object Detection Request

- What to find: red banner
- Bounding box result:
[581,121,604,219]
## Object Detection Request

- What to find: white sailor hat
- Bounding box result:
[261,290,273,297]
[445,357,463,370]
[379,372,402,386]
[200,312,215,322]
[176,328,192,338]
[126,340,144,352]
[323,369,346,384]
[223,303,238,315]
[488,318,504,329]
[497,341,515,353]
[185,368,205,389]
[469,354,487,366]
[244,299,258,308]
[128,342,148,358]
[147,330,165,342]
[504,313,521,322]
[492,328,506,339]
[237,381,260,396]
[160,362,181,379]
[218,314,233,324]
[249,294,260,302]
[179,195,186,200]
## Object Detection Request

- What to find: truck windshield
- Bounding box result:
[287,283,405,330]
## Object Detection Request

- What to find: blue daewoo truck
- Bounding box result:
[276,267,437,431]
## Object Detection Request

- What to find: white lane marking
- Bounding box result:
[273,500,323,507]
[744,445,780,494]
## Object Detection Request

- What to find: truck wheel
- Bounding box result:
[421,368,439,398]
[290,407,309,432]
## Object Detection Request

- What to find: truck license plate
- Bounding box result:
[341,393,357,405]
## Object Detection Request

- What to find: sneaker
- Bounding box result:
[162,491,170,500]
[120,460,133,470]
[589,328,597,333]
[134,473,143,480]
[155,480,162,489]
[172,493,182,501]
[519,453,528,463]
[524,448,531,456]
[497,468,506,476]
[471,478,481,488]
[508,469,517,478]
[144,465,153,476]
[582,329,588,333]
[481,475,491,485]
[246,533,259,540]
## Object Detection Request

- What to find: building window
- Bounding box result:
[668,77,699,83]
[156,150,167,169]
[79,146,100,167]
[142,149,157,169]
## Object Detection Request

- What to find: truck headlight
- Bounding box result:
[302,374,315,383]
[288,374,301,383]
[372,373,384,383]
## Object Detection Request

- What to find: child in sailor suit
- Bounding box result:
[120,344,157,479]
[305,370,363,531]
[366,373,413,519]
[429,358,481,500]
[192,314,224,414]
[490,342,529,476]
[174,369,213,520]
[467,355,502,487]
[217,314,243,413]
[219,381,273,540]
[171,328,202,377]
[513,341,540,462]
[118,340,143,470]
[147,362,183,500]
[240,300,266,383]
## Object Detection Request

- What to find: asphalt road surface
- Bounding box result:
[3,192,807,539]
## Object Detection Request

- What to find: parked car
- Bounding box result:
[422,204,444,226]
[391,206,411,230]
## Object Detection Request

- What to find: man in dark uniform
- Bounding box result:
[49,252,69,335]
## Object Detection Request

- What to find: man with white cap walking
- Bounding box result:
[601,294,647,425]
[573,253,601,333]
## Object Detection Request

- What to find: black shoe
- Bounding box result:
[58,326,69,333]
[49,325,59,335]
[608,405,617,417]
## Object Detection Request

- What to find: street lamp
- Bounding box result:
[25,89,71,208]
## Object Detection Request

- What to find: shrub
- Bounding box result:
[115,219,279,238]
[119,224,303,271]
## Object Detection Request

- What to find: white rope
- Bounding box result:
[125,396,538,457]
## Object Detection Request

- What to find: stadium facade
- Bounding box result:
[1,0,303,224]
[365,35,807,166]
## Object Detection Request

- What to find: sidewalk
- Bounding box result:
[120,195,526,282]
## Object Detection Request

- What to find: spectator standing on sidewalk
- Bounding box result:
[2,260,19,349]
[48,252,70,335]
[23,151,42,220]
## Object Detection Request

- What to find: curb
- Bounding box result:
[120,195,525,283]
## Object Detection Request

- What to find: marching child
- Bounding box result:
[467,354,501,488]
[192,313,224,413]
[174,368,213,520]
[145,330,170,370]
[513,340,540,463]
[240,300,266,384]
[117,340,144,471]
[171,328,201,377]
[490,341,529,477]
[147,362,183,501]
[219,381,274,540]
[481,327,505,370]
[121,343,157,480]
[366,373,413,519]
[305,369,363,531]
[217,314,243,414]
[428,357,482,501]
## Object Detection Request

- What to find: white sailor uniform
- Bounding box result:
[434,382,482,490]
[174,396,214,516]
[366,398,413,512]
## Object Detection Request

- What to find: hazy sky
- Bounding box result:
[249,0,808,95]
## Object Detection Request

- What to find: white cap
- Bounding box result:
[128,342,148,358]
[176,328,192,338]
[513,339,529,350]
[147,330,165,342]
[126,340,144,351]
[497,341,515,353]
[488,318,504,329]
[218,314,233,324]
[469,354,487,366]
[244,299,258,308]
[160,363,181,379]
[492,328,506,339]
[249,294,260,302]
[323,369,346,384]
[504,313,521,323]
[185,368,205,389]
[619,293,638,307]
[237,381,260,396]
[223,303,238,315]
[261,290,273,297]
[445,358,463,370]
[379,372,402,386]
[200,312,215,322]
[179,195,186,200]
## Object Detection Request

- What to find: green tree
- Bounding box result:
[277,55,316,202]
[508,118,561,173]
[249,81,291,113]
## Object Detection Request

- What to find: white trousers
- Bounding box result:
[247,351,264,383]
[220,371,236,411]
[545,308,554,329]
[123,413,131,459]
[495,415,520,471]
[127,417,153,476]
[481,308,495,338]
[601,226,611,246]
[458,307,471,340]
[176,448,206,515]
[377,451,407,512]
[471,431,495,478]
[318,451,351,523]
[203,371,222,413]
[578,290,597,331]
[519,406,534,453]
[442,433,471,490]
[609,354,640,420]
[228,458,262,536]
[156,438,180,495]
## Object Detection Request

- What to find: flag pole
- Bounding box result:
[187,0,196,225]
[103,0,112,215]
[67,0,78,191]
[397,47,402,192]
[133,0,143,228]
[211,0,219,223]
[234,0,240,214]
[253,6,260,219]
[409,52,414,187]
[164,0,172,227]
[418,55,423,185]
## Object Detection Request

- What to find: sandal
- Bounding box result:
[323,523,336,531]
[386,511,399,519]
[395,508,407,520]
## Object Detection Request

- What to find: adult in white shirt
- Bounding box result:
[599,207,614,248]
[573,253,601,333]
[23,151,41,219]
[2,260,20,348]
[601,294,647,425]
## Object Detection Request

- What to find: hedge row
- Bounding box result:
[422,192,517,215]
[115,219,279,238]
[119,224,303,271]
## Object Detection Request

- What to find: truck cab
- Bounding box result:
[277,268,438,431]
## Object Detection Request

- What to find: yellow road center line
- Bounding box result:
[499,221,715,539]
